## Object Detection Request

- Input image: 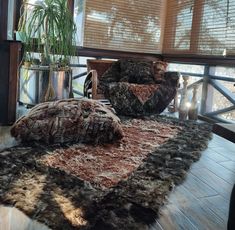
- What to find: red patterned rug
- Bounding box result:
[0,116,211,230]
[42,119,181,188]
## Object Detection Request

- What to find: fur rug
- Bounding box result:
[0,116,212,230]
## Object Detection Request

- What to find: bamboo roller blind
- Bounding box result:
[163,0,235,56]
[82,0,165,54]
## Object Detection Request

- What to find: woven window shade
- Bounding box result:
[163,0,235,56]
[163,0,194,54]
[83,0,165,54]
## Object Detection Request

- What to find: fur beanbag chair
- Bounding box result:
[98,59,179,116]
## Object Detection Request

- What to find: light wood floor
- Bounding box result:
[0,127,234,230]
[0,127,18,151]
[151,134,235,230]
[0,206,50,230]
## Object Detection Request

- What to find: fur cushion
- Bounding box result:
[11,99,123,144]
[98,61,122,93]
[100,59,168,87]
[153,61,168,82]
[107,72,179,116]
[119,59,155,84]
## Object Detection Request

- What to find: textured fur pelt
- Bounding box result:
[0,116,212,230]
[99,59,179,116]
[107,72,179,116]
[11,98,123,144]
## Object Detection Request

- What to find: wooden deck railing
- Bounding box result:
[69,58,235,123]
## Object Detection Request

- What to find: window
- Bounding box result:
[164,0,194,53]
[163,0,235,56]
[7,0,16,40]
[81,0,165,53]
[18,0,45,39]
[74,0,85,46]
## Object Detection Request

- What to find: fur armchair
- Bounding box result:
[84,59,179,116]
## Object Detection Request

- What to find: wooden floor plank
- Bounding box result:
[203,148,230,163]
[167,185,226,230]
[211,146,235,159]
[0,206,50,230]
[217,149,235,160]
[191,155,235,185]
[190,168,233,198]
[201,195,230,223]
[209,135,235,152]
[9,207,31,230]
[149,220,164,230]
[191,151,218,169]
[213,123,235,144]
[182,172,218,198]
[0,206,11,230]
[212,134,234,145]
[0,127,17,151]
[207,134,228,148]
[220,161,235,173]
[157,203,198,230]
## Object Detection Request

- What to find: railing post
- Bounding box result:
[200,65,213,115]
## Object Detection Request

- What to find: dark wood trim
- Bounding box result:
[67,0,74,16]
[76,47,162,61]
[0,42,10,124]
[8,41,22,123]
[0,0,9,41]
[163,53,235,66]
[26,44,161,61]
[0,41,22,125]
[213,123,235,143]
[74,47,235,66]
[198,114,217,124]
[74,46,235,66]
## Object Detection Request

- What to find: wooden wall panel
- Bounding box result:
[0,43,10,124]
[0,0,8,41]
[0,41,21,125]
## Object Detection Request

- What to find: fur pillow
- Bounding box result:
[99,60,121,93]
[153,61,168,82]
[11,99,123,144]
[119,59,155,84]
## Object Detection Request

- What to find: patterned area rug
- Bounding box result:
[0,116,212,230]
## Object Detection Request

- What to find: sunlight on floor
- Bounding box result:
[53,193,87,227]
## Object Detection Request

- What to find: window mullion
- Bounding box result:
[189,0,205,54]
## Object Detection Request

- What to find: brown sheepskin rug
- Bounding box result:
[0,116,212,230]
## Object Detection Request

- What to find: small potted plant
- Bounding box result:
[23,52,32,68]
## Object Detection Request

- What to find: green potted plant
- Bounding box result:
[18,0,76,102]
[18,0,76,65]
